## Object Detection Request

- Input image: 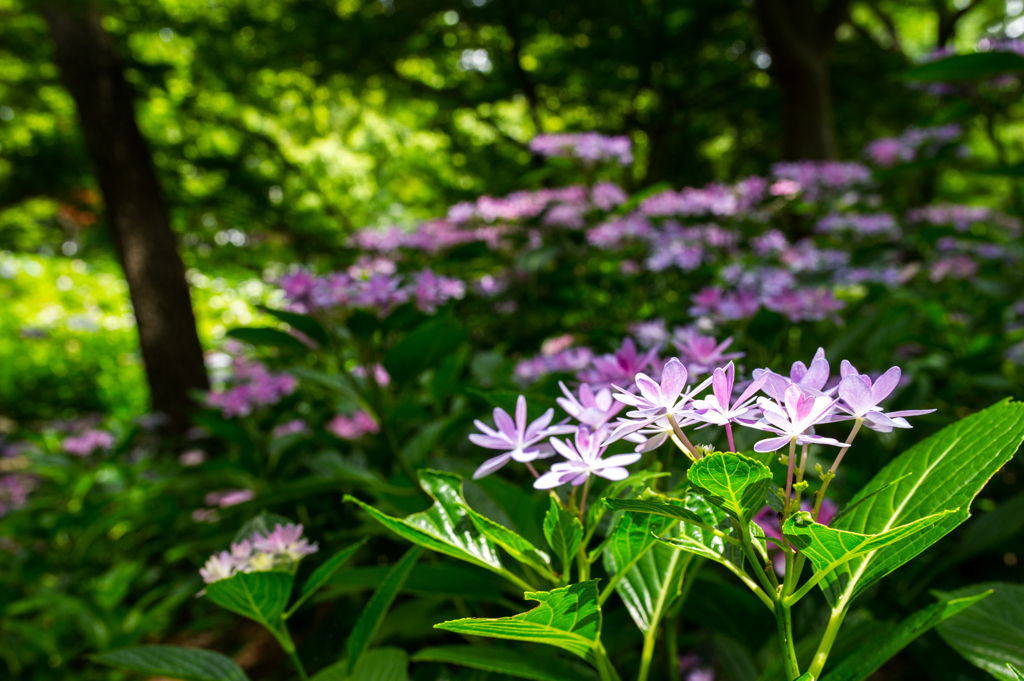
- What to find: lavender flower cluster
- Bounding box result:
[528,132,633,166]
[279,267,465,317]
[206,351,298,418]
[476,335,932,493]
[199,522,318,584]
[326,410,379,440]
[63,429,115,456]
[864,124,962,167]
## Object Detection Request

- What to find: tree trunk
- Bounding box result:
[42,2,209,433]
[753,0,851,160]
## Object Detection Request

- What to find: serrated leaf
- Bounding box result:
[833,399,1024,607]
[91,646,251,681]
[935,582,1024,681]
[258,305,330,346]
[687,452,772,522]
[434,580,602,664]
[464,502,555,581]
[205,571,294,627]
[820,592,989,681]
[587,469,668,528]
[226,326,308,351]
[604,489,715,527]
[544,496,582,580]
[346,548,421,674]
[783,510,954,606]
[900,51,1024,82]
[411,645,598,681]
[614,538,692,634]
[601,495,679,600]
[286,540,365,617]
[345,471,519,585]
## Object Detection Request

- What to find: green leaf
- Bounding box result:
[345,471,518,585]
[346,547,421,674]
[899,51,1024,82]
[1009,664,1024,681]
[289,367,364,404]
[828,473,913,527]
[587,469,668,528]
[286,540,365,617]
[434,580,603,664]
[820,592,989,681]
[603,489,719,527]
[257,305,330,346]
[205,571,294,628]
[935,582,1024,681]
[601,495,679,600]
[91,646,250,681]
[411,645,598,681]
[383,316,466,381]
[464,502,555,581]
[543,496,582,579]
[310,648,411,681]
[832,399,1024,606]
[226,326,308,351]
[614,538,692,634]
[782,510,954,606]
[687,451,772,522]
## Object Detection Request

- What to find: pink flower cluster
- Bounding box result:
[272,419,310,438]
[205,489,255,508]
[514,346,595,383]
[769,161,872,202]
[279,268,466,317]
[906,204,1022,236]
[529,132,633,165]
[206,354,297,419]
[63,429,115,456]
[864,124,962,167]
[816,212,899,238]
[326,410,379,440]
[199,523,318,584]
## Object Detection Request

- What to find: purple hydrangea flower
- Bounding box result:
[745,384,849,453]
[253,523,319,560]
[692,362,768,427]
[63,429,115,456]
[534,428,641,489]
[836,363,934,432]
[672,329,744,377]
[754,347,831,399]
[204,489,255,508]
[557,382,624,432]
[327,411,379,440]
[577,338,660,389]
[470,395,575,479]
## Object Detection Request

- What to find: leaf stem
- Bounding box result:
[774,601,801,681]
[638,631,657,681]
[808,606,848,678]
[276,625,308,681]
[736,518,779,603]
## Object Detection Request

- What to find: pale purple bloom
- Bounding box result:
[587,215,653,249]
[470,395,575,479]
[63,429,115,456]
[577,338,660,390]
[628,319,669,348]
[205,489,255,508]
[534,428,641,489]
[752,229,788,256]
[207,354,297,418]
[929,254,977,282]
[0,473,33,517]
[836,363,934,432]
[557,382,624,432]
[591,181,628,210]
[530,133,633,166]
[672,329,744,377]
[745,384,849,453]
[816,213,899,239]
[612,358,712,424]
[353,273,409,315]
[253,523,319,560]
[272,420,309,439]
[327,411,379,440]
[691,362,767,427]
[200,551,235,584]
[411,268,466,313]
[514,347,594,384]
[351,363,391,386]
[755,347,831,400]
[179,449,207,466]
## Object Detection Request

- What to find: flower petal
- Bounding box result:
[473,453,512,479]
[660,358,688,406]
[753,436,792,453]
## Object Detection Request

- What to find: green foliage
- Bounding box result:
[935,582,1024,681]
[900,52,1024,82]
[346,548,421,675]
[205,570,294,627]
[411,645,597,681]
[543,496,583,581]
[287,540,365,616]
[434,580,603,664]
[687,452,773,523]
[92,645,251,681]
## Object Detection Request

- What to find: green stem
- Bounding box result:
[638,632,657,681]
[667,414,699,459]
[813,418,862,521]
[579,475,593,526]
[276,625,308,681]
[593,644,623,681]
[737,518,779,599]
[666,617,681,681]
[808,607,848,678]
[775,601,800,681]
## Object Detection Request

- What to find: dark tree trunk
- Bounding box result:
[42,2,209,433]
[753,0,851,160]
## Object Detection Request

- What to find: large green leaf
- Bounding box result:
[434,580,603,664]
[900,51,1024,82]
[286,540,365,617]
[687,452,772,522]
[1009,664,1024,681]
[411,645,598,681]
[205,571,294,628]
[935,582,1024,681]
[601,495,679,601]
[310,648,410,681]
[345,470,504,576]
[257,305,330,346]
[346,548,421,674]
[783,510,954,606]
[463,501,555,581]
[543,496,582,580]
[832,400,1024,606]
[587,469,668,528]
[226,326,308,351]
[91,646,251,681]
[613,538,692,634]
[820,592,989,681]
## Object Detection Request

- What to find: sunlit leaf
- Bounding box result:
[783,510,954,606]
[226,326,308,351]
[92,646,250,681]
[543,496,582,580]
[464,502,555,581]
[935,582,1024,681]
[257,305,330,346]
[434,580,603,664]
[613,538,692,634]
[833,399,1024,606]
[687,452,772,522]
[205,571,294,628]
[411,645,598,681]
